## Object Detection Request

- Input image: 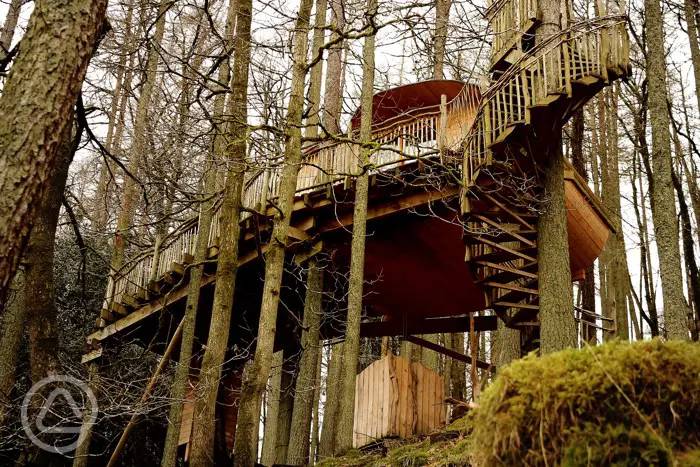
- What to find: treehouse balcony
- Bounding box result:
[85,14,629,364]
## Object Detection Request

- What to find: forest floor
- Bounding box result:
[318,339,700,467]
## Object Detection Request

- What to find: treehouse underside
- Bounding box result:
[85,159,609,363]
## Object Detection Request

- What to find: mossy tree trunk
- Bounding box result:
[260,352,283,466]
[318,341,343,458]
[335,0,377,452]
[534,0,576,354]
[0,0,107,306]
[189,0,253,463]
[644,0,692,340]
[287,259,324,465]
[24,120,77,384]
[232,0,315,463]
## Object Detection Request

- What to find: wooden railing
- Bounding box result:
[463,16,629,187]
[486,0,540,64]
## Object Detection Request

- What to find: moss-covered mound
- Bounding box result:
[470,339,700,466]
[318,340,700,466]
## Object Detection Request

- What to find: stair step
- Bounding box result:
[470,247,536,264]
[482,281,538,295]
[474,260,538,280]
[471,214,537,247]
[465,236,536,262]
[480,192,534,230]
[476,260,538,285]
[493,301,539,310]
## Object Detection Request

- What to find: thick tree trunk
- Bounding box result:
[535,0,576,353]
[335,1,376,451]
[644,0,692,340]
[0,0,107,306]
[189,0,253,463]
[232,0,314,464]
[24,120,76,383]
[287,260,324,465]
[492,320,520,368]
[538,144,577,353]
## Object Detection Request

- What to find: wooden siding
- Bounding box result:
[353,355,446,448]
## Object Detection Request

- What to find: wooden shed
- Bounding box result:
[353,354,446,448]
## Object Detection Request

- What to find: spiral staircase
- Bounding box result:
[459,5,630,337]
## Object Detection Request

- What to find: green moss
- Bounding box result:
[470,339,700,466]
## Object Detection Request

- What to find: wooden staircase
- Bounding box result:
[460,14,631,331]
[464,187,540,329]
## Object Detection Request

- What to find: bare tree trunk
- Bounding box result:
[318,342,343,458]
[0,0,22,61]
[538,143,576,353]
[321,0,345,136]
[0,0,107,306]
[92,0,136,231]
[232,0,315,464]
[189,0,252,463]
[602,86,630,340]
[275,351,297,463]
[535,0,576,354]
[684,0,700,113]
[335,0,376,452]
[644,0,692,340]
[433,0,451,79]
[492,320,519,368]
[287,260,324,465]
[109,0,167,285]
[633,106,660,336]
[261,352,283,467]
[306,0,328,139]
[160,174,216,467]
[309,349,323,462]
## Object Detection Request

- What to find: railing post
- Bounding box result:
[439,94,447,163]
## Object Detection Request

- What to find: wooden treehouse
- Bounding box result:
[84,1,629,457]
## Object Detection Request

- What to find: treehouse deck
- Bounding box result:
[83,15,630,365]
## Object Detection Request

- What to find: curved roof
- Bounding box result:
[350,79,480,131]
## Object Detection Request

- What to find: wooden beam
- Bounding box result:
[360,315,497,337]
[405,335,492,370]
